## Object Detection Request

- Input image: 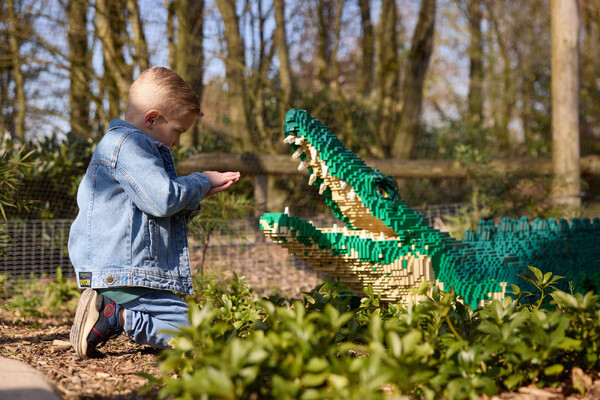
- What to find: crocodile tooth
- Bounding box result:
[309,173,317,185]
[332,224,338,231]
[348,190,356,200]
[292,148,303,159]
[379,232,385,240]
[298,161,306,171]
[294,137,304,145]
[340,180,347,189]
[284,207,290,215]
[283,135,296,144]
[321,163,329,177]
[319,182,327,195]
[309,145,318,161]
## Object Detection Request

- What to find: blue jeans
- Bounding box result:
[120,290,190,349]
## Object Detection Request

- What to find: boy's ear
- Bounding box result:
[144,110,160,129]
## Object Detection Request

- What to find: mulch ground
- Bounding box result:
[0,308,160,399]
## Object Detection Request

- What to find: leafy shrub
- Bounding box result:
[147,269,600,399]
[43,266,81,308]
[4,267,80,317]
[187,193,253,275]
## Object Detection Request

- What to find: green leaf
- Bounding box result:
[504,374,524,390]
[305,358,329,373]
[301,372,328,387]
[543,364,564,376]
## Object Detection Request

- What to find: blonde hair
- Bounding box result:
[127,66,200,121]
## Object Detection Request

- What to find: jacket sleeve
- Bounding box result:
[114,133,211,217]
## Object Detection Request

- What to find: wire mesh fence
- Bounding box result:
[0,203,470,297]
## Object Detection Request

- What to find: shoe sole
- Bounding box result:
[70,288,102,359]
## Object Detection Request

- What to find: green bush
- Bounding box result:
[147,270,600,399]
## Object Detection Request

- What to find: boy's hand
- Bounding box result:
[201,171,241,198]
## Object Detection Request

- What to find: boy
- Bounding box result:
[69,66,240,359]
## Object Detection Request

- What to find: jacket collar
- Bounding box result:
[108,119,166,148]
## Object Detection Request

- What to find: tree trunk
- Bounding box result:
[180,0,204,148]
[216,0,253,151]
[488,2,516,151]
[95,0,131,120]
[253,0,275,146]
[392,0,436,159]
[127,0,149,72]
[375,0,399,157]
[550,0,580,213]
[466,0,483,123]
[174,0,196,148]
[329,0,345,95]
[315,0,334,92]
[358,0,374,97]
[7,0,25,141]
[164,0,176,70]
[274,0,293,112]
[68,0,91,138]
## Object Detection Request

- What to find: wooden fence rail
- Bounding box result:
[178,153,600,179]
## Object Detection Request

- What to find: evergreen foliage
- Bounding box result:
[146,270,600,399]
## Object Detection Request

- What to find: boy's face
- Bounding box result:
[147,110,197,150]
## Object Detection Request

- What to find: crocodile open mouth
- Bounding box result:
[259,110,436,301]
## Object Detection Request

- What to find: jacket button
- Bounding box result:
[105,275,116,284]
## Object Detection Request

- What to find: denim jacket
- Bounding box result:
[68,119,211,294]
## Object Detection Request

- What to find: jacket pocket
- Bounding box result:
[148,216,159,261]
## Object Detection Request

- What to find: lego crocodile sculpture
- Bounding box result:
[259,109,600,308]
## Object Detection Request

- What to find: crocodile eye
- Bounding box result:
[377,186,389,198]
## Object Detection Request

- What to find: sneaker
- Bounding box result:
[71,289,123,359]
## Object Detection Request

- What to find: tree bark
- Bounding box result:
[252,0,276,145]
[68,0,91,137]
[7,0,25,141]
[315,0,334,92]
[274,0,294,112]
[550,0,581,213]
[358,0,374,97]
[466,0,483,123]
[392,0,436,159]
[174,0,195,148]
[375,0,399,157]
[95,0,131,120]
[180,0,204,148]
[216,0,253,151]
[127,0,149,72]
[164,0,176,70]
[487,2,516,150]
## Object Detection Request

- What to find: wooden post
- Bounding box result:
[254,174,268,242]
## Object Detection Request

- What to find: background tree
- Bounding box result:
[127,0,150,72]
[274,0,294,115]
[550,0,580,214]
[7,0,27,141]
[374,0,399,157]
[465,0,483,124]
[216,0,253,151]
[358,0,374,98]
[95,0,131,121]
[392,0,437,159]
[67,0,91,137]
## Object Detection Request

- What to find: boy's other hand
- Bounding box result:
[201,171,241,197]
